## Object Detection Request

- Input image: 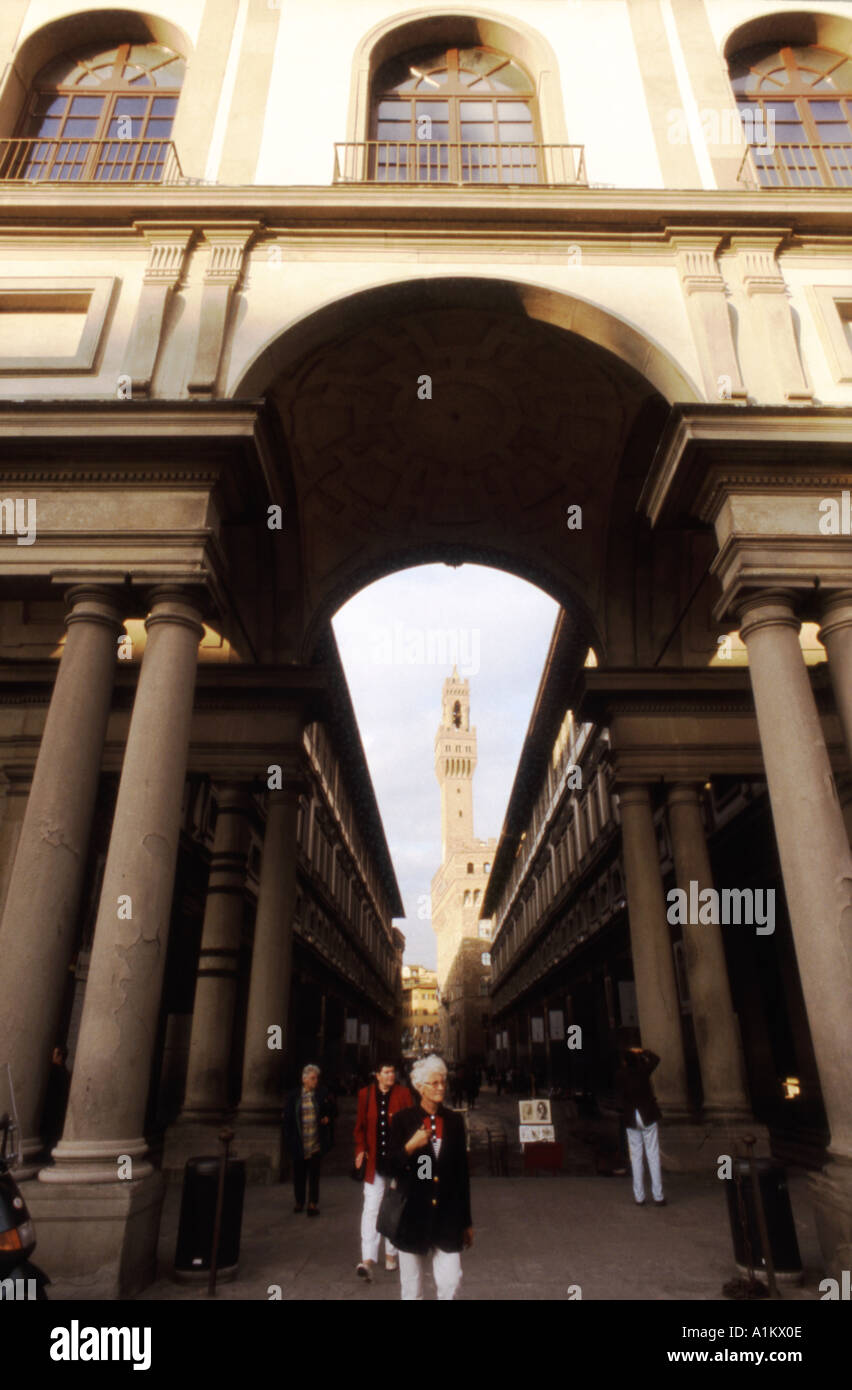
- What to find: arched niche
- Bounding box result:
[346,5,570,147]
[0,7,192,138]
[723,7,852,63]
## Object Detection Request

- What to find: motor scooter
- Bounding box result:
[0,1063,50,1300]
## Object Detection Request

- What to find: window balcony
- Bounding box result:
[738,142,852,189]
[333,141,587,187]
[0,137,183,185]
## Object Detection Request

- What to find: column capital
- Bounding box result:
[63,584,126,635]
[737,589,801,642]
[819,588,852,642]
[615,783,653,809]
[665,782,704,808]
[144,587,206,640]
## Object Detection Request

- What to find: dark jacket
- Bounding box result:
[615,1049,662,1127]
[387,1103,472,1255]
[282,1085,337,1159]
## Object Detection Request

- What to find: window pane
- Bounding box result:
[63,118,99,137]
[460,101,493,120]
[377,100,409,119]
[151,96,177,117]
[415,100,448,119]
[499,122,534,141]
[69,96,104,116]
[461,123,497,140]
[497,101,531,121]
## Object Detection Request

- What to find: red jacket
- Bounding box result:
[354,1082,413,1183]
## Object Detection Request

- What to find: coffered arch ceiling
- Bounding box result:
[255,281,685,661]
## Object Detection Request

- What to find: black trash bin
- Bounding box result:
[174,1156,246,1281]
[725,1157,802,1280]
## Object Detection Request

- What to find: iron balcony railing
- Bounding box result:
[334,141,587,187]
[738,141,852,189]
[0,137,183,185]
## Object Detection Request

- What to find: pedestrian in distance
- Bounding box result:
[464,1064,479,1110]
[282,1064,337,1216]
[447,1061,461,1106]
[354,1061,413,1282]
[386,1054,473,1300]
[615,1041,666,1207]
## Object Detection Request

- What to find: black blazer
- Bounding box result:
[615,1049,662,1127]
[387,1104,472,1255]
[282,1085,337,1159]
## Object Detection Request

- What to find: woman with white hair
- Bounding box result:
[282,1064,337,1215]
[385,1054,473,1300]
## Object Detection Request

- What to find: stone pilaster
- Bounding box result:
[187,225,258,397]
[666,783,762,1145]
[739,591,852,1279]
[617,784,690,1119]
[33,589,205,1298]
[125,223,195,395]
[730,236,812,403]
[0,586,123,1177]
[669,233,747,402]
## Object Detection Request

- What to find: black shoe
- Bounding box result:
[654,1198,667,1206]
[635,1199,646,1206]
[307,1206,320,1217]
[356,1262,372,1281]
[293,1204,304,1214]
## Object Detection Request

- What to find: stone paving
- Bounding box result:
[123,1089,826,1302]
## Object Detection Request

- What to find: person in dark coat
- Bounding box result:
[282,1064,337,1215]
[615,1044,666,1206]
[387,1054,473,1300]
[41,1045,71,1160]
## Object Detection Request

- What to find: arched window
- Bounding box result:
[730,42,852,187]
[467,862,474,874]
[8,41,184,182]
[371,45,538,184]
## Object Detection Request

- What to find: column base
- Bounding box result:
[660,1119,771,1174]
[230,1120,283,1185]
[22,1170,165,1299]
[161,1116,232,1184]
[809,1157,852,1282]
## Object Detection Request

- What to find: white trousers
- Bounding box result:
[626,1113,664,1203]
[361,1173,397,1263]
[398,1248,463,1301]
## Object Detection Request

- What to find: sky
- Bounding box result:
[331,564,560,968]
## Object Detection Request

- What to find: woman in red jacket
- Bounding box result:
[354,1062,413,1280]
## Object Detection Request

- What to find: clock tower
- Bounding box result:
[430,668,496,1062]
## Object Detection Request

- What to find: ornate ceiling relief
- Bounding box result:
[269,306,651,629]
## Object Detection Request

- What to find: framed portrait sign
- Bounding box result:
[518,1099,552,1125]
[520,1124,556,1144]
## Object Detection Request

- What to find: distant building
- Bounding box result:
[431,669,496,1063]
[401,964,439,1058]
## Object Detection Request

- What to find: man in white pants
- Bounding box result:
[354,1063,412,1280]
[617,1043,667,1207]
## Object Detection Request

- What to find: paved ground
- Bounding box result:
[126,1088,825,1302]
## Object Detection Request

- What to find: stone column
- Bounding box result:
[174,787,253,1123]
[666,783,753,1124]
[819,590,852,768]
[0,586,123,1176]
[617,785,690,1117]
[739,591,852,1277]
[33,590,204,1297]
[236,778,304,1172]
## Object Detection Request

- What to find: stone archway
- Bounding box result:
[233,276,703,665]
